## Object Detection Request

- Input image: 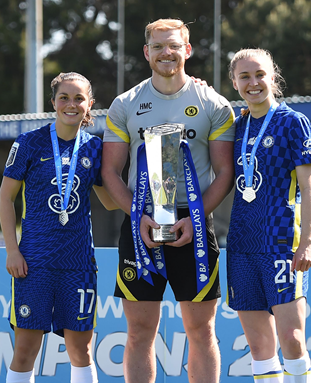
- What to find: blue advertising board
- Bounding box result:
[0,247,310,382]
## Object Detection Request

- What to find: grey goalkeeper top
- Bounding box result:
[103,76,235,207]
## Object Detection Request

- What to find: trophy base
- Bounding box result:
[151,224,177,243]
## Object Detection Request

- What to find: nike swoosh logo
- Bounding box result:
[236,138,242,142]
[277,287,290,293]
[77,315,91,320]
[136,110,152,116]
[40,157,53,162]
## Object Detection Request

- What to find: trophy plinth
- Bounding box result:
[151,206,177,242]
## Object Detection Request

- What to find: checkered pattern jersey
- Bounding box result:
[227,102,311,254]
[4,124,102,270]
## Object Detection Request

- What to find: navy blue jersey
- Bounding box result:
[4,124,102,270]
[227,102,311,254]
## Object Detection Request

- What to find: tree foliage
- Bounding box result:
[1,0,311,115]
[221,0,311,100]
[0,0,26,114]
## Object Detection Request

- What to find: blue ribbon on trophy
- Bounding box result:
[180,141,209,292]
[131,123,209,292]
[131,144,159,285]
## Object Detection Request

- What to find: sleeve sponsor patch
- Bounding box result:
[5,142,20,168]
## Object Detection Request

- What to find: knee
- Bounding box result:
[281,328,305,358]
[250,344,273,360]
[12,343,39,367]
[68,347,93,366]
[66,341,93,366]
[126,320,159,348]
[248,336,276,360]
[185,320,216,344]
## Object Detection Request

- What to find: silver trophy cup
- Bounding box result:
[144,123,185,242]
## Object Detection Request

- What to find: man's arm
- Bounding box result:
[101,141,133,215]
[292,163,311,272]
[201,140,235,217]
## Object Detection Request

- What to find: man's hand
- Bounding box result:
[141,215,193,248]
[166,216,193,247]
[140,214,163,248]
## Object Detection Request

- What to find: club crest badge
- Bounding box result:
[19,305,31,318]
[123,267,136,282]
[185,105,199,117]
[81,157,92,169]
[262,136,275,148]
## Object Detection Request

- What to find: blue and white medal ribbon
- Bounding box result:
[50,123,80,225]
[131,141,209,292]
[241,101,278,203]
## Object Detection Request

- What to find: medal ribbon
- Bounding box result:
[50,123,80,216]
[242,101,278,187]
[131,141,209,292]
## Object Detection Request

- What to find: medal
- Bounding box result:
[241,101,278,203]
[50,123,80,225]
[242,187,256,203]
[59,210,69,225]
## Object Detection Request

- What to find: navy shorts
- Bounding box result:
[10,267,97,337]
[227,251,309,313]
[115,209,221,302]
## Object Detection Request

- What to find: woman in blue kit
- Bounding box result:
[0,72,116,383]
[227,48,311,383]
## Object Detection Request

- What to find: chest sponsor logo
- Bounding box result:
[303,139,311,148]
[236,154,262,196]
[48,174,80,215]
[184,105,199,117]
[138,127,196,140]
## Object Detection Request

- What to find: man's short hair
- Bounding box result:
[145,18,190,44]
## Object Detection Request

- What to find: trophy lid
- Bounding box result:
[145,123,186,138]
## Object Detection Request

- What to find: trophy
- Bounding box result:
[144,123,185,242]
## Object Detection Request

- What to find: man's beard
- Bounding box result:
[149,59,184,77]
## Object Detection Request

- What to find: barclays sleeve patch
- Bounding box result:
[5,142,20,167]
